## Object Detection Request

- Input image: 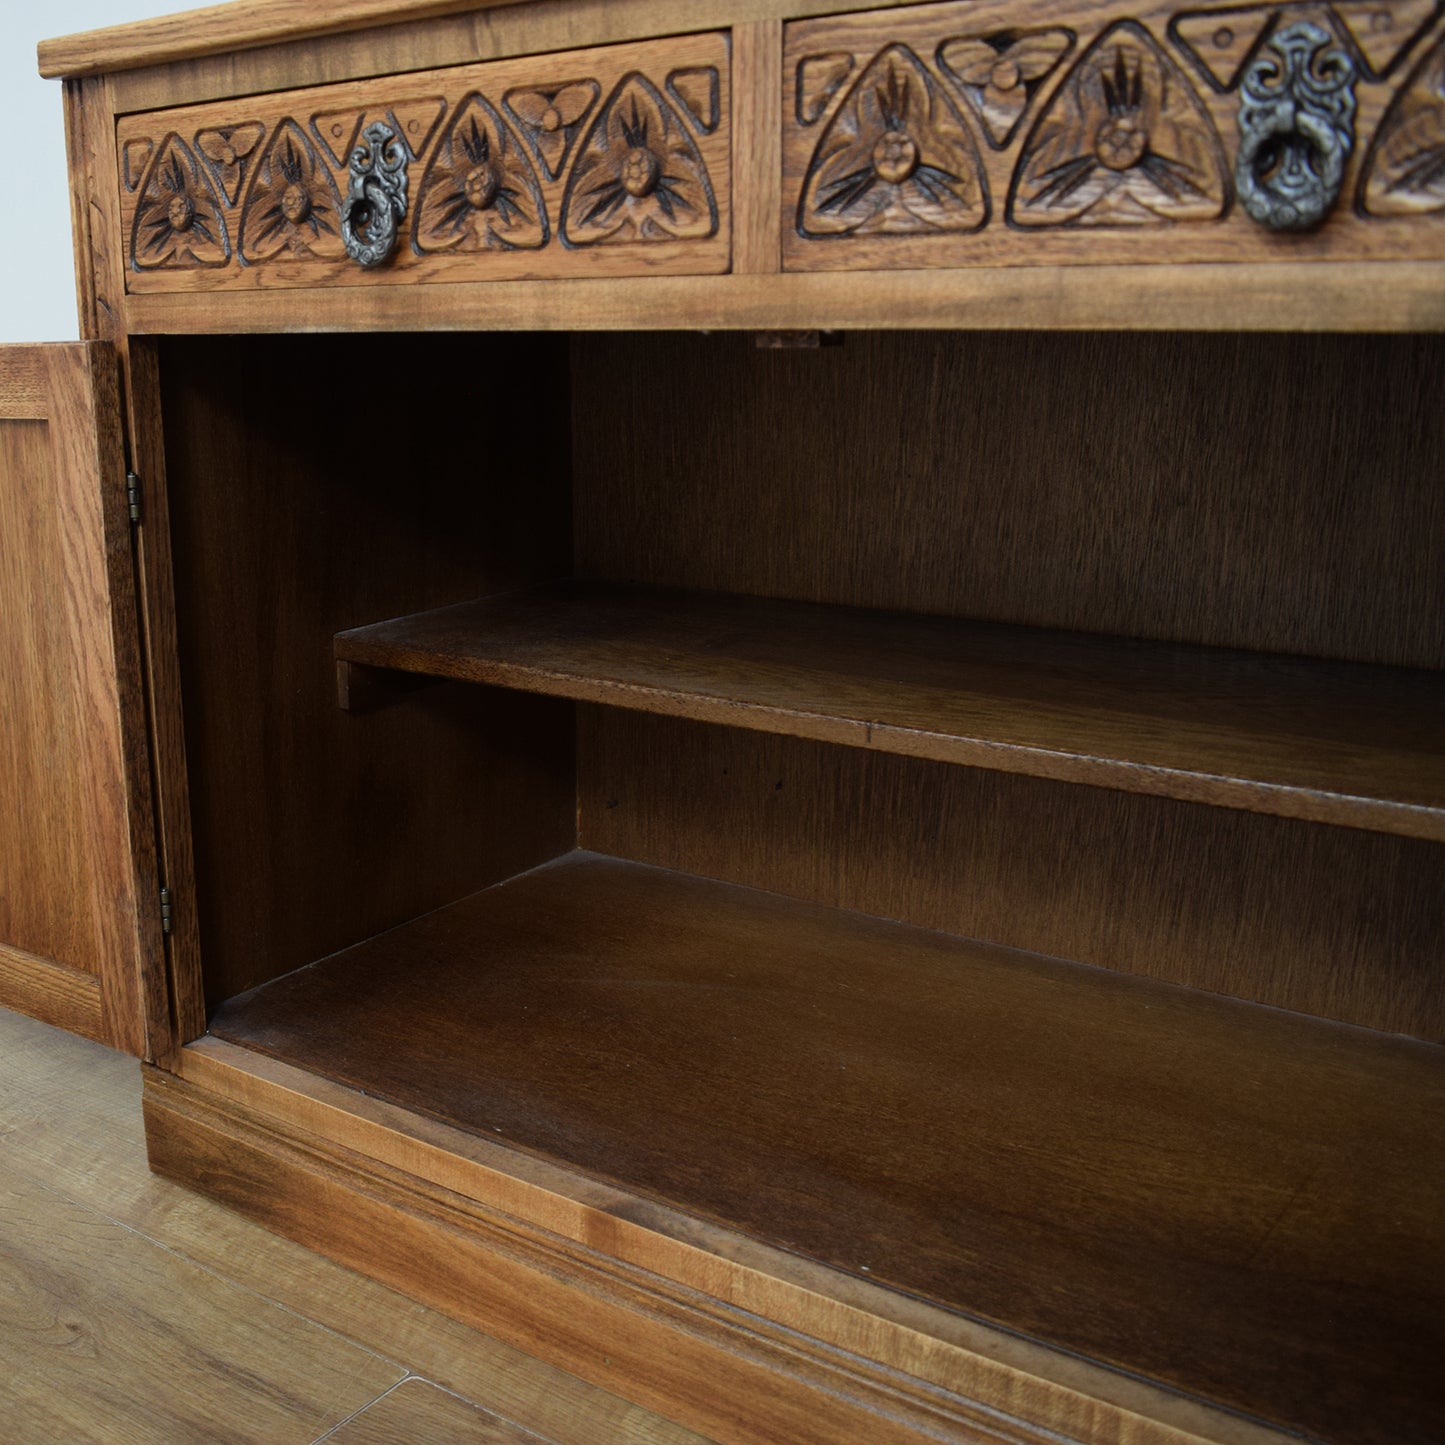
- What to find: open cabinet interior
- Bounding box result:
[154,330,1445,1445]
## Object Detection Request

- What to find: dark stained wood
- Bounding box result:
[580,711,1445,1039]
[158,333,578,1007]
[336,580,1445,840]
[209,851,1445,1445]
[573,331,1445,670]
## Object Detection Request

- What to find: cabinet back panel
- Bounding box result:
[160,335,577,1008]
[573,332,1445,669]
[580,711,1445,1039]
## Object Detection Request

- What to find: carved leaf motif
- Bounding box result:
[798,45,989,237]
[1360,32,1445,214]
[1171,7,1278,92]
[415,93,548,253]
[131,134,230,270]
[562,73,719,246]
[195,122,265,206]
[668,67,721,134]
[122,138,154,192]
[504,81,599,181]
[1333,0,1439,79]
[240,119,345,261]
[938,30,1075,149]
[1009,22,1227,228]
[796,53,856,126]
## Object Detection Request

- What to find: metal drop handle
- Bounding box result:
[1235,22,1356,233]
[342,121,409,268]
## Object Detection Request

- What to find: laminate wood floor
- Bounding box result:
[0,1006,712,1445]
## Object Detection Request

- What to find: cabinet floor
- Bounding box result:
[0,1006,708,1445]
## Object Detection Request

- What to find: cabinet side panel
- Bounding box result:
[160,334,576,1008]
[574,332,1445,669]
[580,711,1445,1039]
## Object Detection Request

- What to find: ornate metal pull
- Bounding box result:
[342,121,409,267]
[1236,22,1356,232]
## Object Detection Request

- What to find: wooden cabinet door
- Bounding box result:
[0,344,160,1056]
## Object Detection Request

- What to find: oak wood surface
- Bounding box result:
[174,1034,1288,1445]
[209,850,1445,1445]
[335,579,1445,839]
[0,346,154,1055]
[114,33,733,296]
[581,711,1445,1037]
[781,0,1445,272]
[574,331,1445,669]
[0,1007,710,1445]
[120,260,1445,334]
[733,20,784,275]
[158,334,577,1009]
[0,946,104,1044]
[328,1381,545,1444]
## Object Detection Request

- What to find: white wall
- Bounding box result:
[2,0,181,343]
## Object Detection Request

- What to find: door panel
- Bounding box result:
[0,344,157,1054]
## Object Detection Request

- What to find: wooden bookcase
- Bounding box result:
[8,2,1445,1442]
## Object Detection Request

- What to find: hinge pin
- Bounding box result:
[159,885,173,936]
[126,471,142,525]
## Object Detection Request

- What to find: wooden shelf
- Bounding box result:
[335,582,1445,840]
[210,851,1445,1445]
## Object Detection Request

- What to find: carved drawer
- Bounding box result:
[784,0,1445,271]
[115,33,730,292]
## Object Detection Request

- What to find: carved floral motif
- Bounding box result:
[562,74,719,245]
[196,123,265,206]
[798,45,988,236]
[504,82,599,180]
[1009,22,1227,227]
[239,119,344,261]
[130,135,230,269]
[938,30,1075,149]
[1360,32,1445,214]
[415,94,548,252]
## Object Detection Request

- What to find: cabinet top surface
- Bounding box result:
[37,0,535,79]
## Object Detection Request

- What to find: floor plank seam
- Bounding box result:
[308,1375,415,1444]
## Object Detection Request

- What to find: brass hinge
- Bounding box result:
[159,886,173,936]
[126,471,142,525]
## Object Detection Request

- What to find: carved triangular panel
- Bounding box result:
[1332,0,1439,77]
[1360,32,1445,213]
[504,81,600,181]
[388,97,447,160]
[195,122,265,206]
[938,30,1075,149]
[311,110,364,167]
[1172,7,1279,90]
[1009,22,1228,227]
[131,134,230,269]
[562,73,719,246]
[668,67,722,133]
[796,53,856,126]
[239,118,345,262]
[415,93,548,252]
[798,44,989,236]
[122,138,154,192]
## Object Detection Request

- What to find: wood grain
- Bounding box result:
[113,34,732,297]
[573,331,1445,669]
[733,20,784,274]
[328,1381,544,1444]
[0,1150,404,1442]
[206,852,1445,1445]
[0,948,104,1044]
[335,580,1445,840]
[158,333,577,1007]
[0,346,153,1055]
[37,0,535,78]
[120,260,1445,335]
[0,1008,711,1445]
[781,1,1445,272]
[580,711,1445,1037]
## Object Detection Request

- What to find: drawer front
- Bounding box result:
[784,0,1445,271]
[116,33,730,293]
